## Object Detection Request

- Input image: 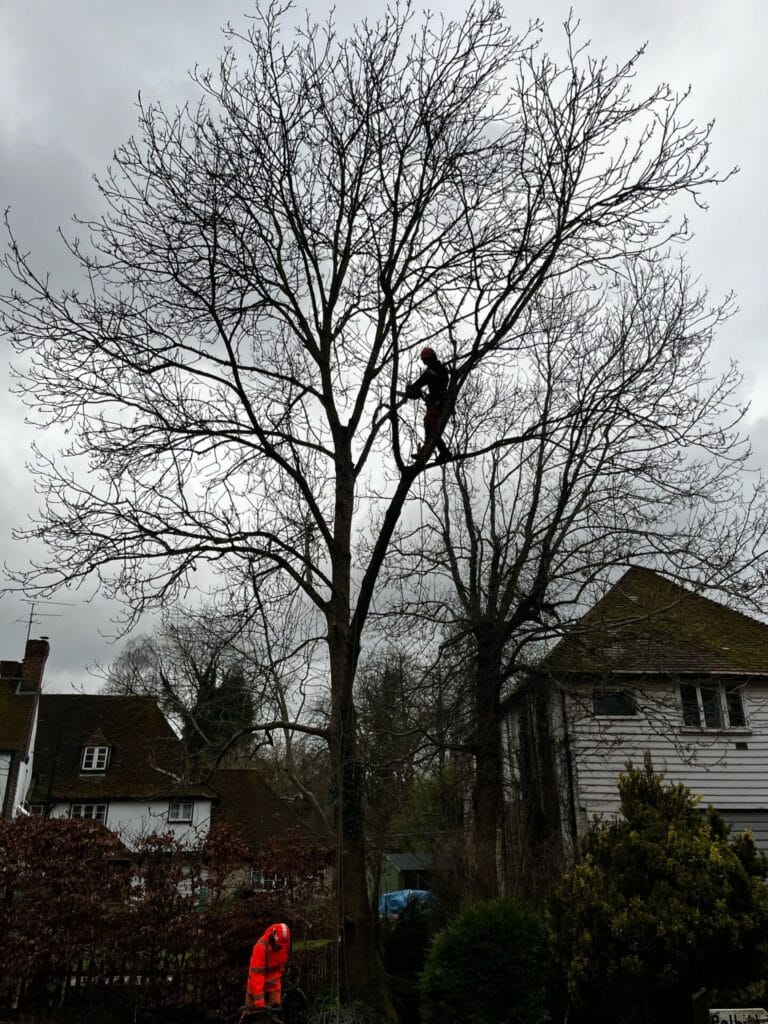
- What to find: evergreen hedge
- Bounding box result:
[420,898,550,1024]
[548,760,768,1024]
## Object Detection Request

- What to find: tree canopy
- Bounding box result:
[0,0,753,1005]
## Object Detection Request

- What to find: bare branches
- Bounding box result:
[381,255,767,897]
[0,1,746,989]
[1,6,728,633]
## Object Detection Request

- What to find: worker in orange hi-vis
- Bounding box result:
[242,923,291,1017]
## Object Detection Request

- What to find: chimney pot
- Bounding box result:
[21,638,50,691]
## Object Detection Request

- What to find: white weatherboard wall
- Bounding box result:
[13,703,39,815]
[49,798,213,847]
[0,752,10,812]
[504,689,579,860]
[565,680,768,842]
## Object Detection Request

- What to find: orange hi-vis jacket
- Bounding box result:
[245,923,291,1008]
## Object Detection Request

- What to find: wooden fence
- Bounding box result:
[1,944,335,1021]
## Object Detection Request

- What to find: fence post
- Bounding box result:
[692,988,709,1024]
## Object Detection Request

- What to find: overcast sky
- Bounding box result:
[1,1,766,690]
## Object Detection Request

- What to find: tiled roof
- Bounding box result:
[542,567,768,676]
[385,852,435,872]
[0,678,35,752]
[209,768,315,854]
[28,695,215,802]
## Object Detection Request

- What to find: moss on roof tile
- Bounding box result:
[28,694,215,802]
[543,567,768,676]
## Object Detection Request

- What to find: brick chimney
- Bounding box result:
[21,637,50,692]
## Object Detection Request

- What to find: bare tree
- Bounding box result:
[388,271,768,898]
[1,1,732,1003]
[103,603,266,764]
[355,654,439,900]
[105,585,335,838]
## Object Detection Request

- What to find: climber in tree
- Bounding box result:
[404,346,452,461]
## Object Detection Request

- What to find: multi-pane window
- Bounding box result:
[177,876,209,906]
[680,682,747,730]
[70,803,108,823]
[168,800,194,823]
[593,691,637,716]
[249,868,286,892]
[81,746,110,771]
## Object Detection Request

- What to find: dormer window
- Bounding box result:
[81,745,110,771]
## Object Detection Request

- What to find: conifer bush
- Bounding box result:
[548,760,768,1024]
[420,898,550,1024]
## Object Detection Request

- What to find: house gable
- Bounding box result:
[542,566,768,678]
[28,694,215,845]
[505,568,768,857]
[0,679,35,754]
[0,638,49,819]
[209,767,316,856]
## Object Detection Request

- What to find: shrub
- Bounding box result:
[547,760,768,1024]
[380,898,447,977]
[379,899,448,1024]
[420,898,550,1024]
[0,816,128,981]
[0,817,316,1018]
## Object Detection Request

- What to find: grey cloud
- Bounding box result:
[1,0,767,687]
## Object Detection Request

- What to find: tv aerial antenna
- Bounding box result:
[16,599,75,644]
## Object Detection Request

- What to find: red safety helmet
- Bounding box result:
[269,923,291,948]
[420,346,435,361]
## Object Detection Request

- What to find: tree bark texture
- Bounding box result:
[470,638,504,899]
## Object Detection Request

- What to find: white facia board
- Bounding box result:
[709,1010,768,1023]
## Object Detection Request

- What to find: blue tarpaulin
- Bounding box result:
[378,889,435,917]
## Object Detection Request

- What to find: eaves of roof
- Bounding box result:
[28,693,214,803]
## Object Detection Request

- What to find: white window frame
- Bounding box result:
[168,800,194,824]
[81,745,110,771]
[248,868,287,892]
[679,681,748,731]
[70,803,108,823]
[177,877,194,898]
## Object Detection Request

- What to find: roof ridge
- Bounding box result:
[41,693,159,701]
[540,565,768,675]
[618,566,768,630]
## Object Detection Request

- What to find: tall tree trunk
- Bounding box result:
[471,638,504,899]
[328,458,394,1013]
[329,719,392,1005]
